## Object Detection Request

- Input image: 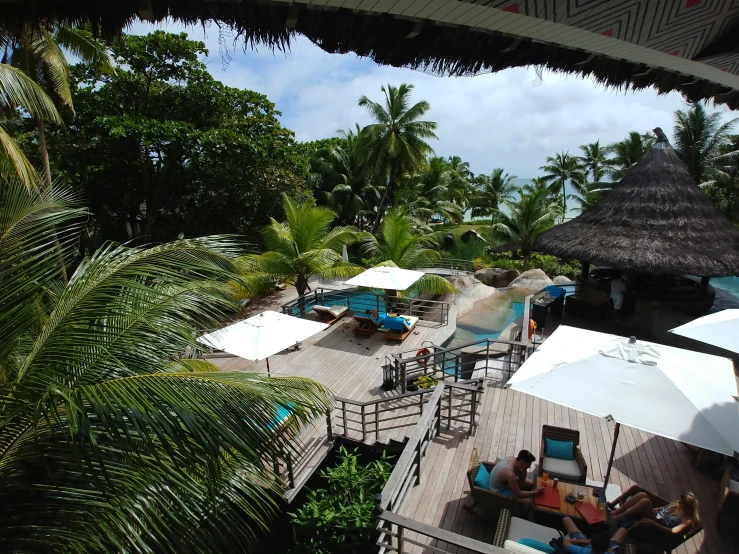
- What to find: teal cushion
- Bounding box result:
[518,538,555,553]
[545,438,574,460]
[473,464,490,489]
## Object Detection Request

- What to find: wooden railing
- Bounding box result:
[372,383,507,554]
[281,288,450,325]
[391,336,527,393]
[333,380,483,445]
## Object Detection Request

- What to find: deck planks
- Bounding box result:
[397,384,738,554]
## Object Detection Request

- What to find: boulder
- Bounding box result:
[493,269,520,288]
[509,269,553,291]
[474,268,502,286]
[460,229,487,243]
[442,275,496,316]
[552,275,573,285]
[439,233,456,251]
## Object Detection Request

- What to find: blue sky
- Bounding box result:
[129,20,738,180]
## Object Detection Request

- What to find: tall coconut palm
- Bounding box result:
[579,140,612,182]
[0,63,59,186]
[608,131,655,180]
[673,102,737,185]
[0,179,333,553]
[470,168,518,226]
[3,24,114,189]
[540,152,586,220]
[309,125,378,227]
[492,187,560,270]
[397,157,465,224]
[358,83,438,232]
[359,209,455,298]
[249,194,364,312]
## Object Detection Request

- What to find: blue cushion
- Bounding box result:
[473,464,490,489]
[382,316,406,331]
[546,285,566,298]
[518,538,555,553]
[545,438,574,460]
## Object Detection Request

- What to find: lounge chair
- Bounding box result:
[312,305,348,325]
[539,424,587,483]
[383,315,418,341]
[353,310,386,336]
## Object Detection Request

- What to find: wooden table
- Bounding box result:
[533,477,605,522]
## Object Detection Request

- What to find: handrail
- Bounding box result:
[374,509,508,554]
[334,380,480,407]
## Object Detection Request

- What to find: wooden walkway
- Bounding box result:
[397,382,738,554]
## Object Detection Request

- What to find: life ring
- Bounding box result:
[416,347,431,366]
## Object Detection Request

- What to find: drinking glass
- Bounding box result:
[541,471,549,484]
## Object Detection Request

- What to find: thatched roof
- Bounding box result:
[534,132,739,277]
[3,0,739,109]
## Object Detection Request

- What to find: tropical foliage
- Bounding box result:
[540,152,586,219]
[289,446,393,554]
[0,180,334,553]
[470,168,518,225]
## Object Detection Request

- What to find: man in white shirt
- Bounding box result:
[610,276,627,321]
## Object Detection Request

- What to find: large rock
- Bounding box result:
[474,267,520,287]
[460,229,487,243]
[493,269,520,287]
[509,269,553,291]
[552,275,573,285]
[439,233,456,251]
[440,275,496,316]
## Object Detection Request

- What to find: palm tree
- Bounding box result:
[540,152,586,220]
[309,125,378,227]
[470,168,518,226]
[0,63,59,186]
[396,157,465,224]
[492,187,560,270]
[608,131,655,180]
[570,181,611,213]
[358,83,438,232]
[0,179,333,552]
[673,102,737,185]
[3,24,114,189]
[359,209,455,298]
[250,194,364,312]
[579,141,611,182]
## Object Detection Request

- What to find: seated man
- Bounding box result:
[562,516,627,554]
[488,449,544,507]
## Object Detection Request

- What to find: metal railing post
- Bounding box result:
[397,358,405,394]
[397,524,405,553]
[375,402,380,441]
[342,401,348,437]
[361,404,366,442]
[326,410,333,441]
[448,386,453,428]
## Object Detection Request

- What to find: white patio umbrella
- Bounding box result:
[507,325,739,489]
[668,309,739,354]
[345,266,424,291]
[197,311,328,377]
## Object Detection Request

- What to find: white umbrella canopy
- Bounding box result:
[507,326,739,486]
[345,266,424,291]
[668,309,739,354]
[198,311,328,376]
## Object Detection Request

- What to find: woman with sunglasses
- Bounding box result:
[608,485,700,534]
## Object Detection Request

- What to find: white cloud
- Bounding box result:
[127,20,738,179]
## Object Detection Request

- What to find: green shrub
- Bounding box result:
[480,252,580,279]
[289,446,393,554]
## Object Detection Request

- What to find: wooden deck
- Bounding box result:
[397,382,738,554]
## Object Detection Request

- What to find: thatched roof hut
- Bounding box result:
[5,1,739,109]
[534,131,739,277]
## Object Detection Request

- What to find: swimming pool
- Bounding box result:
[284,290,386,317]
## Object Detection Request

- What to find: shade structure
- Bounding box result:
[535,134,739,276]
[198,311,328,376]
[669,309,739,355]
[345,266,424,291]
[507,326,739,487]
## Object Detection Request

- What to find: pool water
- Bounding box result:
[445,290,527,348]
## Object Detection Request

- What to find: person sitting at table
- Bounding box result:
[488,449,544,507]
[608,485,699,534]
[562,517,627,554]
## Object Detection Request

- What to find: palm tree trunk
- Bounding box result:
[295,273,309,316]
[561,181,567,222]
[372,162,397,233]
[36,117,68,284]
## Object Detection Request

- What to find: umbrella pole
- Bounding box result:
[603,422,621,491]
[266,357,271,378]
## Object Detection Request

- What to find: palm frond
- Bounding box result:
[0,125,42,188]
[0,63,62,122]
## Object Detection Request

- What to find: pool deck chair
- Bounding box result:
[312,305,348,325]
[383,315,419,341]
[353,311,386,336]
